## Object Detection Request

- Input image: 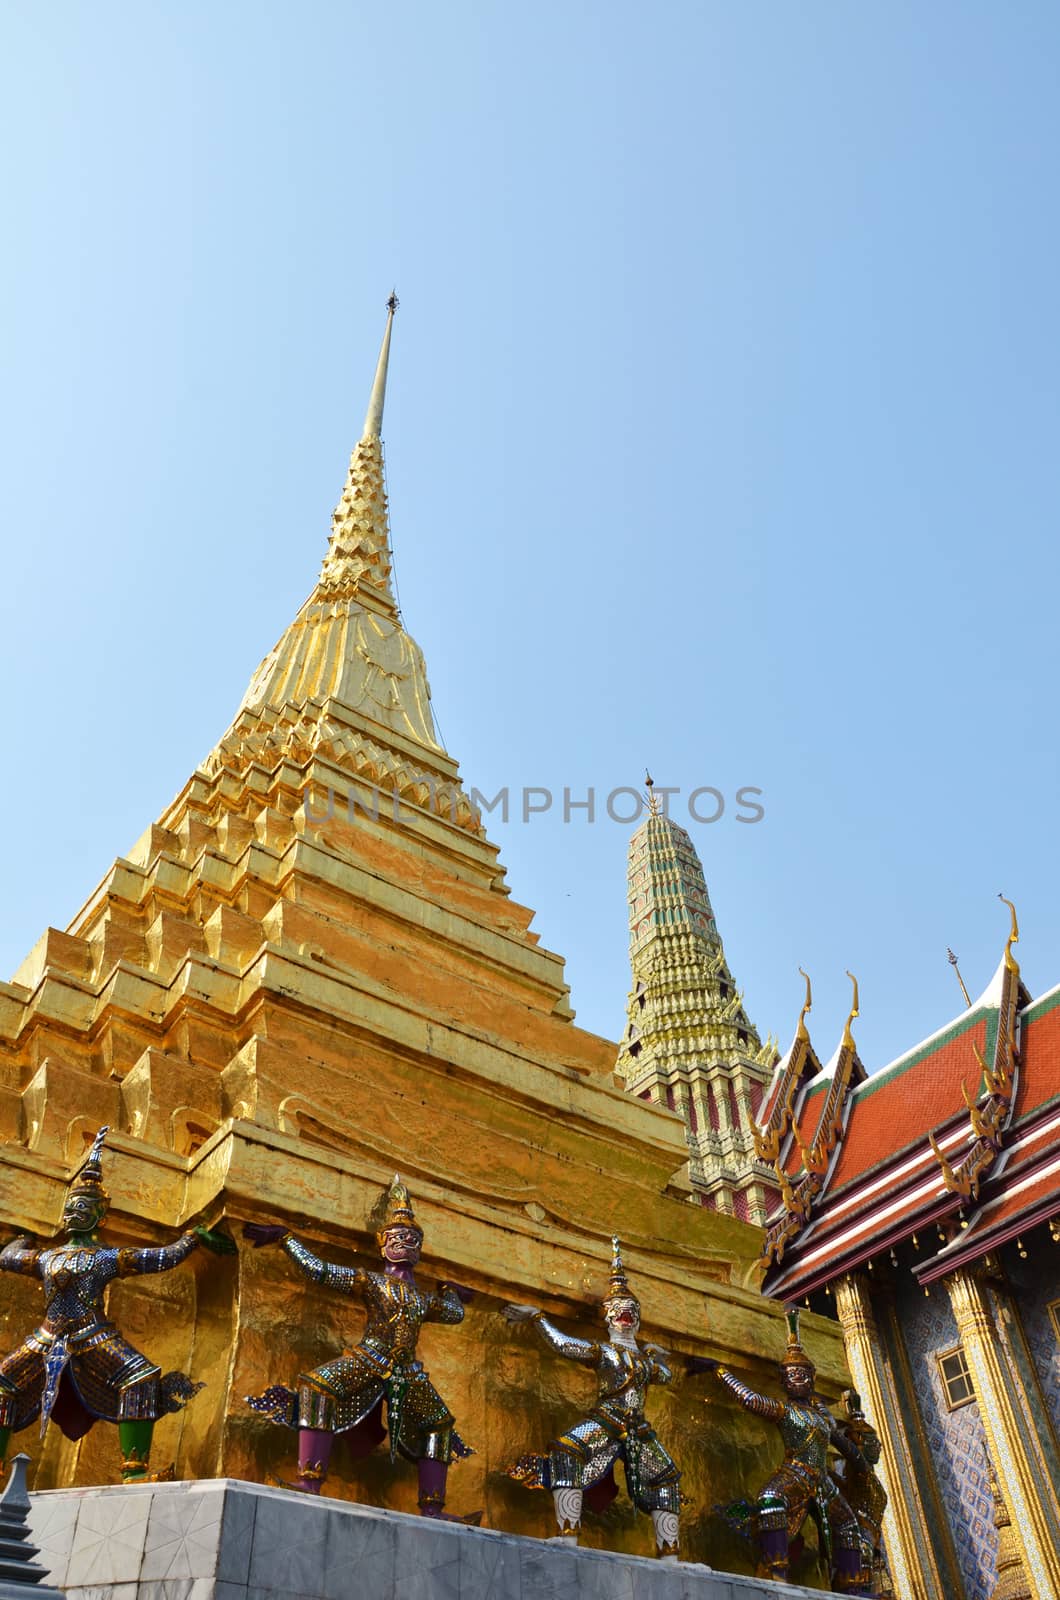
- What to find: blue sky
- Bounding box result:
[2,3,1058,1071]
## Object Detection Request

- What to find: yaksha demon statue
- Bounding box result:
[245,1175,475,1519]
[504,1237,683,1561]
[706,1309,867,1592]
[830,1391,893,1598]
[0,1126,233,1482]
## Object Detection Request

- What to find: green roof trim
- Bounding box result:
[1021,983,1060,1025]
[853,1005,990,1103]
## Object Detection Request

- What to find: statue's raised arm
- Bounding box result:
[501,1303,599,1365]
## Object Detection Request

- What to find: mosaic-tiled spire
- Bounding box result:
[616,802,778,1223]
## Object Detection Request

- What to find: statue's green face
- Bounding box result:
[62,1192,105,1236]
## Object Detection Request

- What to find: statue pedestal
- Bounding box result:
[29,1478,825,1598]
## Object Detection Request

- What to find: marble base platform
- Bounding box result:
[28,1479,826,1600]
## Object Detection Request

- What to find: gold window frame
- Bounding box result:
[936,1345,975,1411]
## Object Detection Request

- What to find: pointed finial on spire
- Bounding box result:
[362,292,399,441]
[644,770,660,816]
[947,948,972,1008]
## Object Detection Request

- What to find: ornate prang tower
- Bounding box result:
[616,788,779,1223]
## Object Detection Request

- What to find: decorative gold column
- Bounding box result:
[985,1458,1032,1600]
[833,1273,950,1600]
[945,1267,1060,1600]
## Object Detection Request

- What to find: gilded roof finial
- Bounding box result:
[947,948,972,1009]
[644,770,660,817]
[998,894,1020,975]
[796,967,812,1041]
[841,970,859,1050]
[362,292,399,441]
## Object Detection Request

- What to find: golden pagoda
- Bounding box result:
[0,302,846,1563]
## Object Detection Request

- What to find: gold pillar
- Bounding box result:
[985,1459,1032,1600]
[833,1273,950,1600]
[945,1267,1060,1600]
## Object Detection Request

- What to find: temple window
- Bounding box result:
[936,1346,975,1410]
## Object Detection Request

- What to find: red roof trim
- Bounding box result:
[916,1188,1060,1284]
[764,1190,966,1300]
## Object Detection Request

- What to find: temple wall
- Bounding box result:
[1002,1247,1060,1443]
[890,1276,997,1600]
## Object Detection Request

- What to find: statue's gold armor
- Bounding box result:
[249,1237,467,1462]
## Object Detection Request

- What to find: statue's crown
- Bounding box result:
[779,1306,814,1371]
[603,1236,639,1305]
[67,1125,111,1207]
[376,1174,423,1242]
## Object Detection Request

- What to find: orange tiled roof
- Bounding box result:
[762,983,1060,1299]
[1013,989,1060,1119]
[827,1014,988,1194]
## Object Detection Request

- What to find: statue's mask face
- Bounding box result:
[781,1362,815,1399]
[62,1193,105,1235]
[382,1225,423,1266]
[604,1296,641,1337]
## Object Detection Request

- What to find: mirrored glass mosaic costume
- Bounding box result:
[830,1390,893,1598]
[710,1309,866,1592]
[505,1238,682,1561]
[245,1175,475,1519]
[0,1126,231,1482]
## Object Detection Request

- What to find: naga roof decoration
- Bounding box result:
[927,897,1022,1204]
[753,970,818,1166]
[758,971,866,1268]
[761,901,1058,1303]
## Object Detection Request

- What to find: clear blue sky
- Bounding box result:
[2,3,1058,1072]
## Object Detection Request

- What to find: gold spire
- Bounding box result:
[317,295,401,607]
[212,296,451,785]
